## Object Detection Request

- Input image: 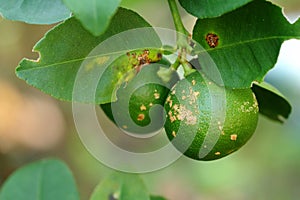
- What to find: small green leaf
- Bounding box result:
[0,159,79,200]
[150,195,168,200]
[252,82,291,123]
[90,172,150,200]
[63,0,121,36]
[0,0,71,24]
[192,1,300,88]
[16,8,161,104]
[178,0,252,18]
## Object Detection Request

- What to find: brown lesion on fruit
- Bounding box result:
[206,33,219,48]
[230,134,237,141]
[137,114,145,121]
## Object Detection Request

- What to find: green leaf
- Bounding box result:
[16,8,161,104]
[192,1,300,88]
[150,195,168,200]
[94,49,163,103]
[90,172,150,200]
[252,82,291,123]
[178,0,252,18]
[0,159,79,200]
[62,0,121,36]
[0,0,71,24]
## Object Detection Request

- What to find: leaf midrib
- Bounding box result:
[194,35,299,54]
[17,35,299,72]
[17,47,162,72]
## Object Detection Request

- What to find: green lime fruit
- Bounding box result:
[164,72,259,161]
[101,61,179,135]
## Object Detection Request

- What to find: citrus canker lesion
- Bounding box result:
[164,72,259,161]
[100,52,259,160]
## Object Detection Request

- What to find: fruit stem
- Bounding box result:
[182,61,196,76]
[170,57,181,70]
[167,0,189,37]
[167,0,195,77]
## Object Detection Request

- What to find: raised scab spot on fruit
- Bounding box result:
[176,105,197,125]
[168,111,176,123]
[169,100,173,107]
[173,104,179,110]
[166,96,173,107]
[206,33,219,48]
[239,101,258,113]
[137,114,145,121]
[122,125,128,129]
[140,104,147,111]
[154,93,160,99]
[192,80,196,86]
[230,134,238,141]
[215,152,221,155]
[172,131,177,137]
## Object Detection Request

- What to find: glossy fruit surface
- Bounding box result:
[164,72,259,160]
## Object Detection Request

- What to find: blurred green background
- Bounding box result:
[1,0,300,199]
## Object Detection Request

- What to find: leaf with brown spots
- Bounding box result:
[193,1,300,89]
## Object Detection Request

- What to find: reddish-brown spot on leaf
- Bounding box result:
[206,33,219,48]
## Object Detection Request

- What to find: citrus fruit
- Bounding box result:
[164,72,259,160]
[101,61,179,135]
